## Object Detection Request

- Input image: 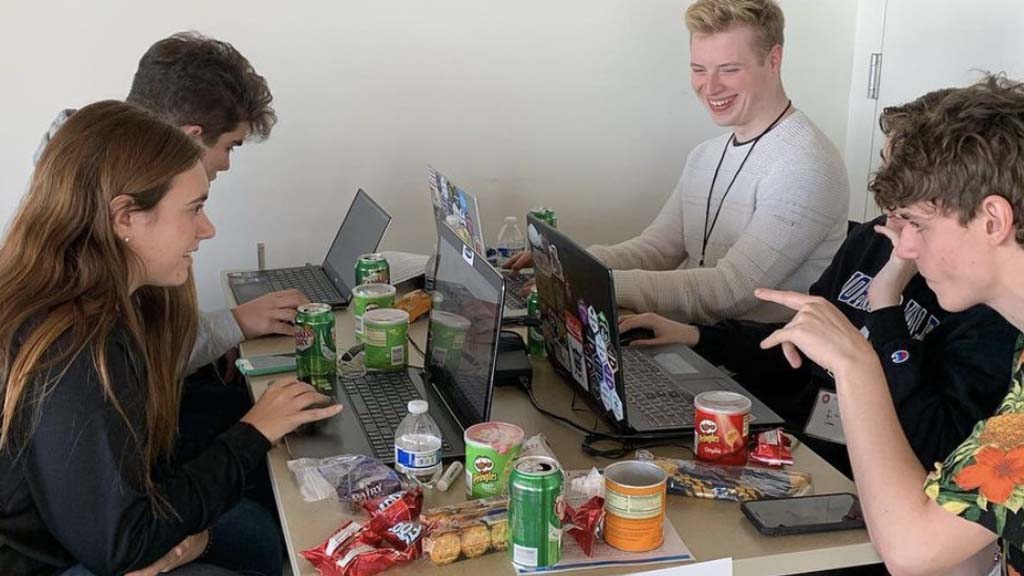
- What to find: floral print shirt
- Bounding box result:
[924,334,1024,574]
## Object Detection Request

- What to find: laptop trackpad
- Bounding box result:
[653,352,700,375]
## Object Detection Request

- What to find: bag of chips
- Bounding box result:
[637,450,811,502]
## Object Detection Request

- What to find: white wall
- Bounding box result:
[0,0,857,311]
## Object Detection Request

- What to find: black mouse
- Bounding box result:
[619,327,655,346]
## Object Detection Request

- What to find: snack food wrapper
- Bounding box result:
[560,496,604,557]
[361,489,423,534]
[637,450,811,502]
[519,433,558,463]
[749,428,794,467]
[316,454,405,508]
[302,520,416,576]
[420,496,509,565]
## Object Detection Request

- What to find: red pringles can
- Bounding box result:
[694,391,752,465]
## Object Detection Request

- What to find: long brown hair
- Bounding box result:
[0,100,202,511]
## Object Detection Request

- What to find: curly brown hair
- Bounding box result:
[127,31,276,146]
[870,74,1024,244]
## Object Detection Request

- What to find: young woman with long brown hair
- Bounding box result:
[0,101,341,576]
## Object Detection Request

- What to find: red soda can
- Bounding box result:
[694,391,751,465]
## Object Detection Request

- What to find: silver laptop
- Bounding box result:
[527,214,784,434]
[284,220,506,462]
[227,189,390,308]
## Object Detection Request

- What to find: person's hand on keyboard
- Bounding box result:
[231,289,308,339]
[618,312,700,347]
[242,377,342,443]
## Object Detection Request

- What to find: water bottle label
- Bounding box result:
[395,446,441,469]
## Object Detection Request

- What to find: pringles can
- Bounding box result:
[352,283,396,342]
[603,460,667,552]
[464,422,525,499]
[355,253,391,286]
[295,303,336,390]
[694,391,752,465]
[509,456,563,569]
[362,308,409,372]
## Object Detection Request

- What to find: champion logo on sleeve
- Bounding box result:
[890,350,910,364]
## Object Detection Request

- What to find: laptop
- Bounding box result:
[526,214,784,434]
[284,220,506,462]
[427,166,529,322]
[227,189,391,308]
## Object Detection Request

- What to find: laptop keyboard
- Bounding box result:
[504,274,530,310]
[340,371,454,460]
[265,267,342,304]
[621,347,694,429]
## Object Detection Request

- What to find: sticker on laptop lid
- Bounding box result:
[461,245,475,266]
[564,312,588,390]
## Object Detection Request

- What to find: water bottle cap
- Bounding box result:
[408,400,429,414]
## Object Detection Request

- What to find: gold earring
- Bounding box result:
[124,236,131,243]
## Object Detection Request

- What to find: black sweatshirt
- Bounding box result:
[694,216,1019,476]
[0,329,271,575]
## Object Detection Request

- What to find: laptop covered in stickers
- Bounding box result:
[526,214,784,434]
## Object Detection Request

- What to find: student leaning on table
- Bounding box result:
[507,0,850,324]
[0,102,342,576]
[755,75,1024,576]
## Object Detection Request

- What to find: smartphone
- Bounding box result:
[235,353,296,376]
[741,493,865,536]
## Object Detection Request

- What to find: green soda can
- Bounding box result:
[362,308,409,372]
[527,287,546,357]
[529,207,557,228]
[352,283,397,342]
[509,455,564,569]
[294,303,336,389]
[355,253,390,286]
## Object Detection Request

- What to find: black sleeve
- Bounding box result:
[694,320,810,396]
[22,336,270,575]
[865,305,1018,468]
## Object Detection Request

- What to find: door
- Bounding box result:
[847,0,1024,222]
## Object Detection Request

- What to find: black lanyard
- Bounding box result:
[699,100,792,267]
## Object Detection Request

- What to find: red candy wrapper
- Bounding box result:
[362,489,423,534]
[301,519,419,576]
[749,428,794,467]
[560,496,605,557]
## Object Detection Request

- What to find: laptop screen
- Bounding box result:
[322,189,391,296]
[526,214,628,426]
[427,166,486,256]
[426,221,505,428]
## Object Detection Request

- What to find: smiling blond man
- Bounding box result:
[589,0,849,323]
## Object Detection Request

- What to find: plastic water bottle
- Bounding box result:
[495,216,526,266]
[394,400,443,488]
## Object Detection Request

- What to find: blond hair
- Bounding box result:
[685,0,785,59]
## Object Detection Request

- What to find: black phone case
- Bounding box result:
[740,493,866,536]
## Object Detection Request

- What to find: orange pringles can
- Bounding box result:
[694,391,752,466]
[603,460,667,552]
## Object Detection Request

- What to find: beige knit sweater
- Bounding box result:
[589,110,849,324]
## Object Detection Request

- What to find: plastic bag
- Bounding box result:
[288,454,405,506]
[636,450,811,502]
